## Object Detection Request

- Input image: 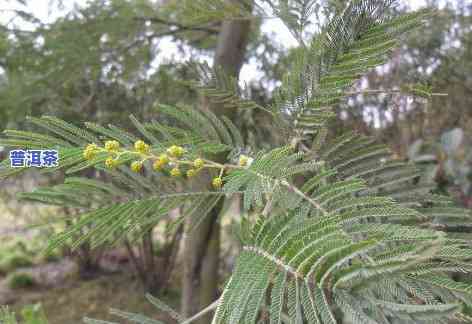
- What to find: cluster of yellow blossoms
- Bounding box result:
[82,140,252,190]
[82,143,100,160]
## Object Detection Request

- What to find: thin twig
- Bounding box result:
[134,16,219,34]
[262,193,274,217]
[203,159,328,215]
[244,245,303,279]
[281,180,328,215]
[181,299,220,324]
[345,89,448,97]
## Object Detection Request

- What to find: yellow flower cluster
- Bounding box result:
[193,158,204,169]
[153,154,168,171]
[151,145,203,179]
[170,167,181,177]
[83,143,99,160]
[186,169,196,178]
[212,177,223,189]
[238,155,249,167]
[82,140,225,188]
[105,156,118,169]
[134,140,150,154]
[105,140,120,152]
[131,161,143,173]
[104,140,121,169]
[167,145,185,157]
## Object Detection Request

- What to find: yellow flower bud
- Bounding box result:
[85,143,98,151]
[170,167,181,177]
[153,159,165,171]
[238,155,249,167]
[212,177,223,189]
[131,161,143,173]
[193,158,204,169]
[105,157,118,169]
[134,140,150,153]
[158,153,169,164]
[105,140,120,151]
[186,169,197,178]
[83,149,95,160]
[83,143,99,160]
[167,145,185,158]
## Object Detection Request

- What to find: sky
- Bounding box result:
[0,0,431,85]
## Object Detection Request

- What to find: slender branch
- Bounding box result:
[281,179,328,215]
[202,159,329,215]
[181,299,220,324]
[244,245,303,279]
[92,144,328,216]
[134,16,219,35]
[345,89,448,97]
[262,193,274,217]
[280,312,291,323]
[0,25,38,34]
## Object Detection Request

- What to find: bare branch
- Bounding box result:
[134,16,219,35]
[345,89,448,97]
[181,299,220,324]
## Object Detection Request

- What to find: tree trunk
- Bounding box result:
[181,5,252,323]
[182,200,223,321]
[141,229,160,294]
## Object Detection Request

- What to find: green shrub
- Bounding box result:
[0,253,34,274]
[9,239,29,254]
[0,306,17,324]
[38,252,60,263]
[7,272,36,289]
[20,304,49,324]
[0,234,62,268]
[0,304,49,324]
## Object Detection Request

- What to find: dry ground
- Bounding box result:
[1,262,179,324]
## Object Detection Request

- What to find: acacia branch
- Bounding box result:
[0,25,38,34]
[181,299,219,324]
[134,16,219,35]
[112,17,219,56]
[345,89,448,97]
[281,179,328,215]
[181,290,291,324]
[262,193,275,217]
[203,159,329,215]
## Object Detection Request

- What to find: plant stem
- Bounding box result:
[345,89,448,96]
[181,299,220,324]
[281,179,328,215]
[262,193,274,217]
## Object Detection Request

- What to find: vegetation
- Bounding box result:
[7,272,36,289]
[1,304,48,324]
[0,253,34,274]
[0,0,471,323]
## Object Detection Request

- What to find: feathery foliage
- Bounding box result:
[0,108,240,251]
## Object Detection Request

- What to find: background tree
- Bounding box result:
[181,4,252,321]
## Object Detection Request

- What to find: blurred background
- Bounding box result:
[0,0,470,323]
